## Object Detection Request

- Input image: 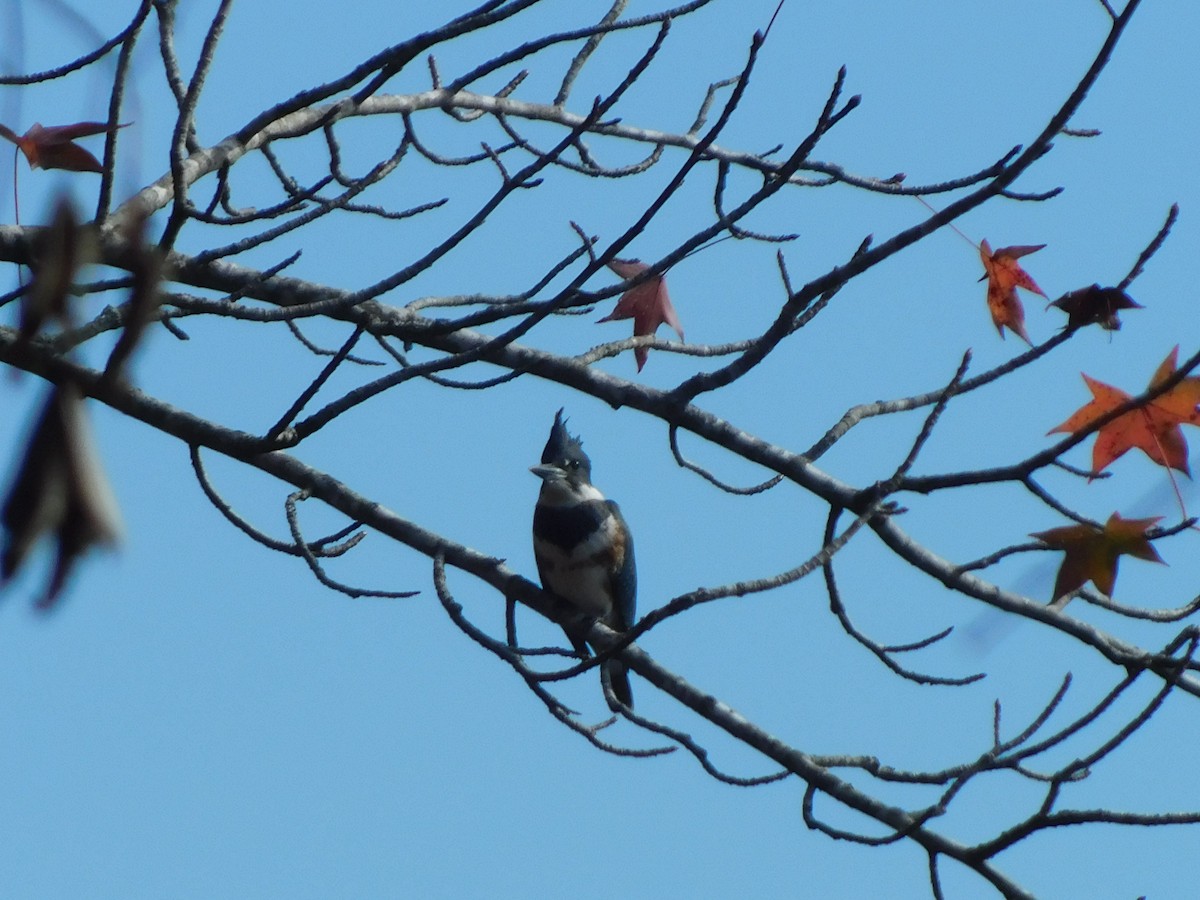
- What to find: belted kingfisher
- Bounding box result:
[531,409,636,710]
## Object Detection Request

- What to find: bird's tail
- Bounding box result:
[564,626,633,710]
[604,659,633,711]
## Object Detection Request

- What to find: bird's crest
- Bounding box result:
[542,408,586,466]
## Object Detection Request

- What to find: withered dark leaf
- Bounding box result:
[1049,284,1141,331]
[103,210,164,382]
[1,385,123,609]
[18,199,97,348]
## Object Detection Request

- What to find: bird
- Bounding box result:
[531,409,636,710]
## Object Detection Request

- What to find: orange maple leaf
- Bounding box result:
[0,121,125,173]
[979,238,1046,344]
[1031,512,1165,603]
[599,258,684,371]
[1048,346,1200,476]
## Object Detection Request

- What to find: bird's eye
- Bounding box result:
[567,459,579,470]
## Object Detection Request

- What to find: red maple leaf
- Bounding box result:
[599,258,684,371]
[979,239,1046,344]
[0,121,124,173]
[1048,346,1200,476]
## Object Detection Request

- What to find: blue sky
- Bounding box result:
[2,1,1199,897]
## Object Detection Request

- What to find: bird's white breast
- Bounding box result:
[533,514,620,617]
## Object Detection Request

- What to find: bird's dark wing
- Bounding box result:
[602,501,636,709]
[605,500,636,632]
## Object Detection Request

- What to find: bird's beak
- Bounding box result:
[530,463,565,482]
